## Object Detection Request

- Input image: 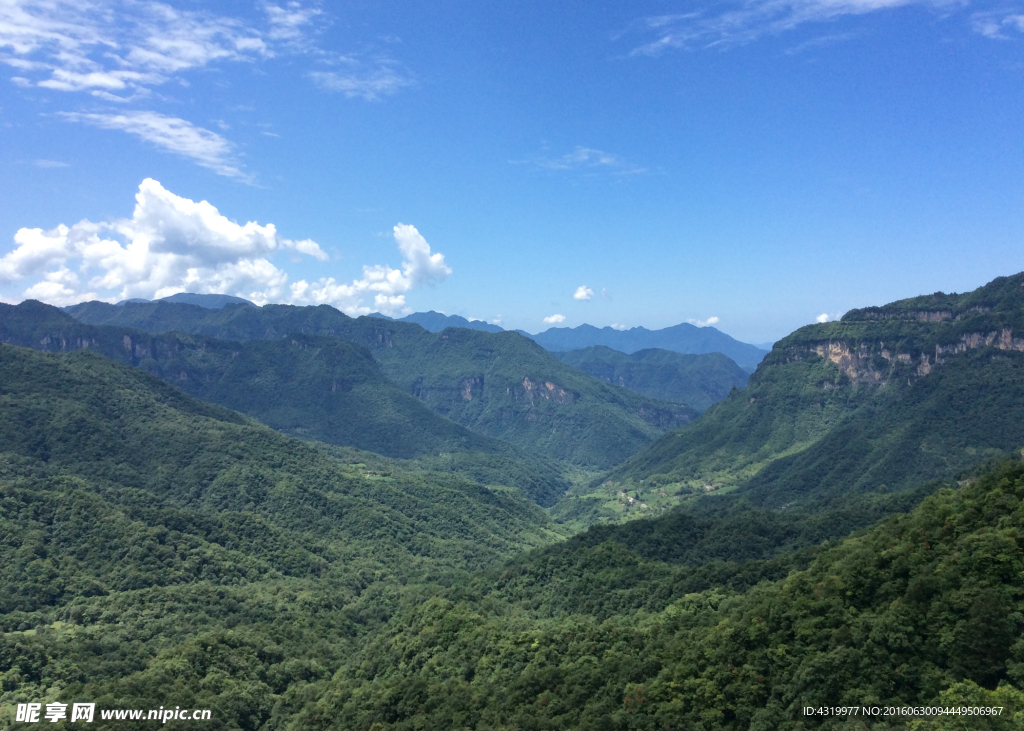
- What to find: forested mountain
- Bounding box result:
[6,351,1021,730]
[112,293,257,309]
[1,302,485,458]
[609,273,1024,509]
[0,343,576,728]
[287,461,1024,729]
[523,322,769,370]
[65,300,697,468]
[6,274,1024,729]
[554,346,750,411]
[396,311,504,333]
[1,301,570,505]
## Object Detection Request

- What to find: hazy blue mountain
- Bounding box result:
[554,346,749,412]
[399,310,504,333]
[523,322,769,370]
[63,300,697,468]
[367,311,502,333]
[112,292,256,308]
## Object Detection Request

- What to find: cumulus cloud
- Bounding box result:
[687,316,720,327]
[542,314,566,324]
[573,285,594,301]
[0,178,449,314]
[287,222,451,315]
[59,111,250,181]
[610,323,628,330]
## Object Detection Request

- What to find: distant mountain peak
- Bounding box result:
[522,320,768,370]
[115,293,256,309]
[398,311,503,333]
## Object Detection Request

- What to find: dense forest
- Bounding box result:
[3,273,1024,729]
[59,300,699,468]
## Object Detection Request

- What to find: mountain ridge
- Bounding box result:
[522,321,769,370]
[607,271,1024,509]
[62,299,698,468]
[553,345,749,412]
[0,300,570,504]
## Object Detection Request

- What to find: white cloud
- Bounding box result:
[0,178,449,315]
[526,146,647,175]
[687,316,720,327]
[33,159,70,168]
[287,223,451,316]
[58,111,250,181]
[308,59,412,101]
[542,313,566,324]
[263,2,322,44]
[2,1,405,176]
[972,12,1024,39]
[0,0,273,95]
[610,323,628,330]
[573,285,594,301]
[624,0,963,55]
[816,313,830,323]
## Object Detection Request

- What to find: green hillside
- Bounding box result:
[0,343,567,728]
[0,302,490,459]
[66,300,698,468]
[241,461,1024,730]
[1,301,570,505]
[555,345,749,411]
[608,272,1024,506]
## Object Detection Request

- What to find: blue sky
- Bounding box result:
[2,0,1024,342]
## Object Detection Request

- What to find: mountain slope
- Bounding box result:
[0,342,567,727]
[1,303,484,459]
[555,345,749,411]
[279,460,1024,730]
[524,322,769,370]
[0,343,564,582]
[65,300,698,468]
[609,272,1024,508]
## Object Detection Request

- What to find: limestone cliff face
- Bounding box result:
[778,326,1024,387]
[517,376,576,405]
[37,334,95,351]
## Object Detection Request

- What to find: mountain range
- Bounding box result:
[369,309,504,333]
[609,272,1024,509]
[4,273,1024,728]
[522,322,769,370]
[365,307,768,368]
[55,300,699,469]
